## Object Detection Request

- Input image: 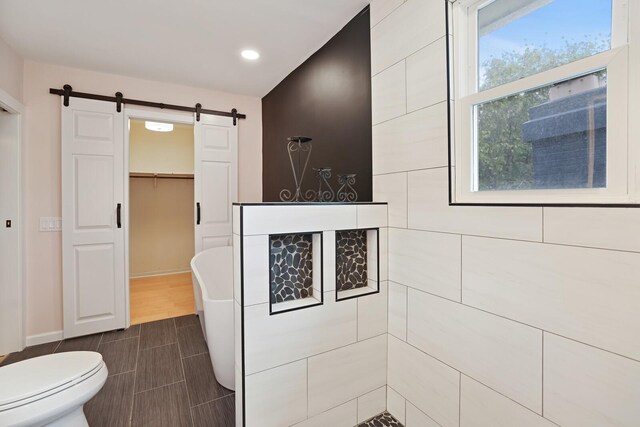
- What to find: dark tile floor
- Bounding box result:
[0,315,234,427]
[358,411,404,427]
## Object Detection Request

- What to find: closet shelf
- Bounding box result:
[129,172,194,180]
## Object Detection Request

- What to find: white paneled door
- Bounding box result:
[194,115,237,253]
[62,98,125,338]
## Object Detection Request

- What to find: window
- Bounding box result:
[449,0,637,204]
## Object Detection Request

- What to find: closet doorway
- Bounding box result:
[128,118,196,324]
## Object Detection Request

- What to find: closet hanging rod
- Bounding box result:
[130,172,194,180]
[49,84,246,124]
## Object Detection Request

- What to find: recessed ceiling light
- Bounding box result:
[241,49,260,60]
[145,121,174,132]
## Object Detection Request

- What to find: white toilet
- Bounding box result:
[0,351,108,427]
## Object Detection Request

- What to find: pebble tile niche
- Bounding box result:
[270,234,314,302]
[336,228,379,300]
[336,229,369,290]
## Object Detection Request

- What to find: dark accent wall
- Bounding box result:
[262,7,372,201]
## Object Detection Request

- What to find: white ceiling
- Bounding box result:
[0,0,369,97]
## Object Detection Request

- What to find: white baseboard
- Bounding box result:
[130,269,192,279]
[26,330,64,347]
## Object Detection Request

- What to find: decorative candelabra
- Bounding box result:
[279,136,314,202]
[337,174,358,202]
[278,136,359,202]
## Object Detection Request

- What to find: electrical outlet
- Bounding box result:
[39,217,62,232]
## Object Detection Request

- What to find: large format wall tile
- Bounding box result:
[357,204,388,229]
[544,207,640,252]
[371,0,445,75]
[373,173,407,228]
[242,235,269,305]
[358,387,387,423]
[387,335,460,427]
[244,292,356,374]
[242,205,356,235]
[372,61,406,125]
[544,334,640,427]
[386,386,406,424]
[408,168,543,241]
[388,282,407,340]
[358,281,388,341]
[460,376,555,427]
[308,335,387,416]
[407,290,542,412]
[293,400,357,427]
[405,402,440,427]
[370,0,406,28]
[245,359,307,427]
[463,236,640,360]
[406,37,447,112]
[389,228,461,301]
[373,103,448,175]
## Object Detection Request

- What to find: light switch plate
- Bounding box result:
[39,217,62,232]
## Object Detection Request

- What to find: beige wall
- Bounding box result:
[129,177,194,277]
[0,37,23,102]
[23,60,262,336]
[129,119,194,175]
[372,1,640,426]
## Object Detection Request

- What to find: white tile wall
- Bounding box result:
[242,205,356,235]
[357,281,388,341]
[386,386,406,424]
[378,227,389,281]
[293,400,357,427]
[387,335,460,427]
[407,290,543,412]
[357,204,388,229]
[242,235,269,306]
[322,230,336,292]
[407,168,543,241]
[357,387,387,422]
[370,0,406,28]
[389,228,461,301]
[244,292,357,374]
[373,172,407,228]
[544,333,640,427]
[460,376,555,427]
[372,61,406,125]
[388,281,407,340]
[244,359,307,427]
[373,103,448,175]
[544,207,640,252]
[405,402,440,427]
[233,233,241,304]
[232,205,240,235]
[308,335,387,416]
[463,236,640,360]
[406,37,447,112]
[371,0,445,75]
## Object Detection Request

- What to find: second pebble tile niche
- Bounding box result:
[336,228,379,300]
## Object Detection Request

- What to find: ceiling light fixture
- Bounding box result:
[144,121,174,132]
[241,49,260,60]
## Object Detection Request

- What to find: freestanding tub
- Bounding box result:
[190,246,235,390]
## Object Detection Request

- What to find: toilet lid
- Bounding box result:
[0,351,104,408]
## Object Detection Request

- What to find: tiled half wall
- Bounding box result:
[233,203,388,426]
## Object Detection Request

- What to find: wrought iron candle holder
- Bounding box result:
[337,174,358,202]
[279,136,314,202]
[313,167,335,202]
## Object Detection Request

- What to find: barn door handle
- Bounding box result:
[116,203,122,228]
[196,202,201,225]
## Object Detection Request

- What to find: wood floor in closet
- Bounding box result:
[130,272,196,325]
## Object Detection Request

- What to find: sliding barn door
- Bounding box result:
[62,97,126,338]
[194,115,238,253]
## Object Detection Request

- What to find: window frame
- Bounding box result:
[448,0,639,206]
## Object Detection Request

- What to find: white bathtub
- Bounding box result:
[190,246,235,391]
